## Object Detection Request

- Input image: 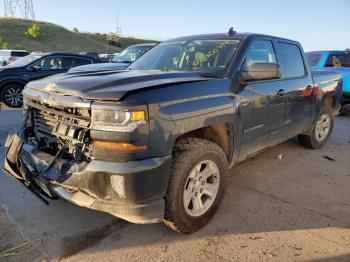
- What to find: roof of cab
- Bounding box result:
[168,32,299,44]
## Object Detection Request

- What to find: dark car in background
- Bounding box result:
[0,52,100,107]
[69,43,156,73]
[79,52,100,60]
[0,49,30,66]
[98,53,118,62]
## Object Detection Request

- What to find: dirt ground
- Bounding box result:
[0,106,349,262]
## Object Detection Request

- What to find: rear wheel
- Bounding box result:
[298,107,334,149]
[164,138,227,233]
[1,84,23,108]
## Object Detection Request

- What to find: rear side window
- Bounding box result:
[63,57,92,68]
[11,51,29,57]
[279,42,306,78]
[305,52,322,67]
[325,53,350,68]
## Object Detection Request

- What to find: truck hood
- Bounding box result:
[26,70,211,101]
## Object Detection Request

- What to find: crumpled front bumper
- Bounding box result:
[3,133,171,224]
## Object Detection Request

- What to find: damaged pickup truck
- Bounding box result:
[3,30,342,233]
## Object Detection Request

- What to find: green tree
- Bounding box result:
[25,24,41,39]
[107,33,118,42]
[72,27,79,33]
[15,44,23,50]
[2,42,10,49]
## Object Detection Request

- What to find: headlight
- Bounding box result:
[91,109,146,132]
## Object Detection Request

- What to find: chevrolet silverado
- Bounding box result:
[4,29,342,233]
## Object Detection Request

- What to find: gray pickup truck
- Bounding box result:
[4,29,342,233]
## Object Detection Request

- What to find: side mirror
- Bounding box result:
[31,65,43,72]
[241,63,281,82]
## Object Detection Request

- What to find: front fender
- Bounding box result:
[147,86,239,157]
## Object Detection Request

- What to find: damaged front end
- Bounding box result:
[4,90,94,203]
[3,88,170,224]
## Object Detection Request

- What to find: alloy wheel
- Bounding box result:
[183,160,220,217]
[4,86,23,107]
[315,114,331,142]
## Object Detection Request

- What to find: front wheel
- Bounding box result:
[164,138,227,233]
[298,107,334,149]
[1,84,24,108]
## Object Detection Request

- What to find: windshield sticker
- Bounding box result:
[192,40,231,67]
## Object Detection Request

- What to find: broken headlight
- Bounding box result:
[91,109,146,132]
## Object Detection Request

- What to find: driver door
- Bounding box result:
[238,39,287,155]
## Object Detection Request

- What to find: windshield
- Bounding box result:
[5,53,43,68]
[113,46,151,63]
[129,39,240,76]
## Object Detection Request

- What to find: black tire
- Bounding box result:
[164,138,227,233]
[1,83,24,108]
[298,107,334,149]
[340,104,350,116]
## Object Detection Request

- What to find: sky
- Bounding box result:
[1,0,350,51]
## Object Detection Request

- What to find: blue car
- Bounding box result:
[305,50,350,104]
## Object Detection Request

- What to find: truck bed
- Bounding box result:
[312,71,342,112]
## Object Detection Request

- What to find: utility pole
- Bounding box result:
[4,0,35,20]
[116,12,122,36]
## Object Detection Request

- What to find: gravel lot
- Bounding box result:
[0,106,349,262]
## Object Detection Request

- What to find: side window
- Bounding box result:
[33,56,63,70]
[244,40,277,70]
[325,54,350,68]
[63,57,92,68]
[11,51,29,57]
[278,42,306,78]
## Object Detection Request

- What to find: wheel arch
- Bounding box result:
[0,79,27,90]
[173,122,235,165]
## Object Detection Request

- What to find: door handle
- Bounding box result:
[277,89,287,96]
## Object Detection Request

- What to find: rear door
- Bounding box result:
[277,42,314,130]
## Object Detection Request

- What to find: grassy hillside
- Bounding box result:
[0,17,154,53]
